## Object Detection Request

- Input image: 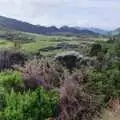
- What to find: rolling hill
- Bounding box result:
[0,15,99,37]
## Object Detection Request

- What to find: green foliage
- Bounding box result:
[88,68,120,102]
[0,70,59,120]
[0,87,6,111]
[90,43,102,56]
[107,41,120,58]
[0,87,59,120]
[0,70,24,92]
[86,36,120,109]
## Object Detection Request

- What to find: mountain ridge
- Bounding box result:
[74,27,109,35]
[1,15,120,37]
[0,15,100,37]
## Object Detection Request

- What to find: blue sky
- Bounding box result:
[0,0,120,30]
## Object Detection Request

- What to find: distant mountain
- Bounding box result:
[75,27,109,35]
[0,15,99,37]
[88,28,109,35]
[116,28,120,31]
[111,28,120,35]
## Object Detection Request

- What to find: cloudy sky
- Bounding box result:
[0,0,120,30]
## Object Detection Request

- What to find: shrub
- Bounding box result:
[59,72,101,120]
[19,59,65,89]
[88,69,120,103]
[90,43,102,56]
[0,87,59,120]
[0,70,25,92]
[55,51,82,70]
[0,50,27,70]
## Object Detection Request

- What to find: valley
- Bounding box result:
[0,15,119,120]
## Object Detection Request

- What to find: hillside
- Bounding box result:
[0,16,99,37]
[111,28,120,35]
[75,27,109,35]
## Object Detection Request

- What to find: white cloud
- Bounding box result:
[0,0,120,29]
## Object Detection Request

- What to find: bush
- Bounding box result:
[19,59,65,89]
[88,69,120,103]
[0,50,27,70]
[0,70,24,92]
[59,72,101,120]
[90,43,102,56]
[55,51,82,70]
[0,87,59,120]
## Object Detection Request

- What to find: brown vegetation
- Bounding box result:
[59,73,101,120]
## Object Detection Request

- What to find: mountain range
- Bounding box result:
[74,27,109,35]
[0,15,119,36]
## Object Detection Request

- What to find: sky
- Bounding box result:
[0,0,120,30]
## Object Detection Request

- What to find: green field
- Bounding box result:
[0,32,108,56]
[0,39,13,49]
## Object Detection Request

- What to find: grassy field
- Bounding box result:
[0,39,13,49]
[0,33,108,56]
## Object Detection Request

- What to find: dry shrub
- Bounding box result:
[0,50,26,70]
[19,59,65,89]
[108,98,120,113]
[59,72,101,120]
